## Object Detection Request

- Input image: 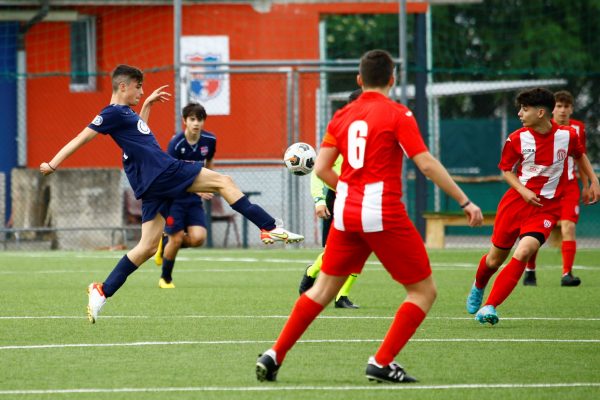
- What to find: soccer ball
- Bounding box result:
[283,142,316,176]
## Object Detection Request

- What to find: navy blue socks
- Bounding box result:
[161,258,175,283]
[102,255,138,297]
[230,195,276,230]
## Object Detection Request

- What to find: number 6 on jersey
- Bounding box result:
[348,120,368,169]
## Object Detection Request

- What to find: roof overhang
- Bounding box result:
[329,79,568,101]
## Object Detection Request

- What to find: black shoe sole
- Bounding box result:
[366,374,417,384]
[256,361,277,382]
[561,281,581,287]
[256,363,269,381]
[335,302,359,309]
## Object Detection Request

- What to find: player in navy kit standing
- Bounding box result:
[154,102,216,289]
[39,65,303,323]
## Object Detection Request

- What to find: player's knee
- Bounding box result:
[217,174,235,189]
[188,236,206,247]
[561,221,576,237]
[430,283,438,302]
[486,254,504,269]
[170,235,184,247]
[513,245,537,262]
[141,242,159,259]
[424,280,437,305]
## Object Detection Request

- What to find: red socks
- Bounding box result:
[475,254,496,289]
[375,302,426,366]
[272,297,426,367]
[485,257,526,307]
[562,240,576,275]
[272,294,324,364]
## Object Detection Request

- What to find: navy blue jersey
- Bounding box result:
[167,130,217,205]
[88,104,176,198]
[167,130,217,163]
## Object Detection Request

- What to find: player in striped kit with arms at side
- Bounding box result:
[466,88,600,325]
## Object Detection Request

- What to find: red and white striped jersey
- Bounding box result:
[555,119,586,181]
[321,91,427,232]
[498,121,585,200]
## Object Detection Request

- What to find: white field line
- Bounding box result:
[1,382,600,395]
[1,314,600,321]
[2,251,599,269]
[2,338,600,351]
[0,260,597,274]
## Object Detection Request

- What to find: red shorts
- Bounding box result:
[491,188,561,249]
[321,222,432,285]
[560,179,581,223]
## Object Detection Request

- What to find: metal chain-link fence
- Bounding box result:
[3,64,600,250]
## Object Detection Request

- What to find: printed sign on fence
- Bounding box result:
[180,36,230,115]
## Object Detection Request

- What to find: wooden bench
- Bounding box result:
[423,212,495,249]
[423,212,562,249]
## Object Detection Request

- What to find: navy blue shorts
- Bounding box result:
[141,160,202,223]
[164,194,207,234]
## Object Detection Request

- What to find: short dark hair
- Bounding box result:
[111,64,143,92]
[554,90,574,106]
[348,88,363,103]
[515,88,555,115]
[182,102,207,121]
[359,50,394,88]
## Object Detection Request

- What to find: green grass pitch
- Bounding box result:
[0,248,599,399]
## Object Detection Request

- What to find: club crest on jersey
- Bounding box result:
[187,53,223,101]
[91,115,103,126]
[556,149,567,161]
[137,119,150,135]
[200,146,209,156]
[543,219,552,228]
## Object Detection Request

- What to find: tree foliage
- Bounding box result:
[325,1,600,160]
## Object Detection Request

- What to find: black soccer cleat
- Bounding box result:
[256,350,280,382]
[335,296,359,309]
[522,270,537,286]
[561,272,581,287]
[365,356,417,383]
[298,265,316,295]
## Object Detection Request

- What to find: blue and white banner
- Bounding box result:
[180,36,230,115]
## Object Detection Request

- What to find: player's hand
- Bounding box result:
[198,192,214,200]
[315,204,331,219]
[585,182,600,205]
[582,186,591,204]
[520,188,543,207]
[145,85,171,106]
[39,162,55,176]
[463,202,483,227]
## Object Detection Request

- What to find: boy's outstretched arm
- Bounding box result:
[40,127,98,175]
[139,85,170,123]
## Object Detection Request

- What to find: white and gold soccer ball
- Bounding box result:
[283,142,316,176]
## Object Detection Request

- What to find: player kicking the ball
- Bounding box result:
[39,64,303,323]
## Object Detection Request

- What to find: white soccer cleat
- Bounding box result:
[87,282,106,324]
[260,220,304,244]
